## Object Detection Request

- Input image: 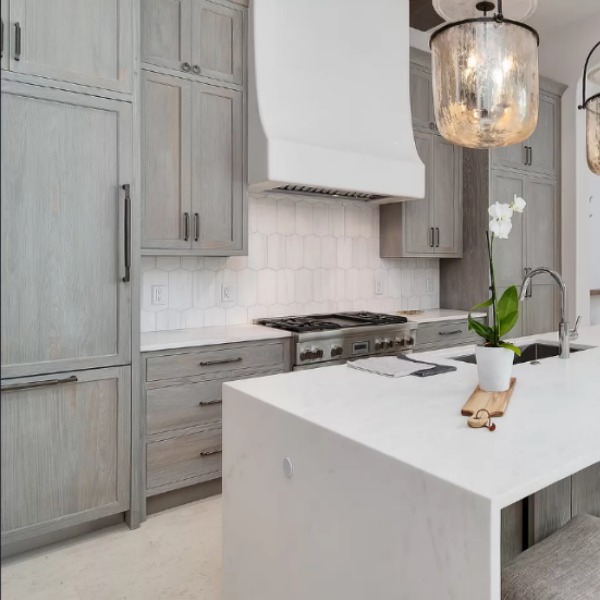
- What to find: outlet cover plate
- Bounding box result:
[221,283,235,304]
[151,285,167,306]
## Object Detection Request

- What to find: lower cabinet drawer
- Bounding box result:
[146,427,222,495]
[146,369,282,436]
[415,318,484,350]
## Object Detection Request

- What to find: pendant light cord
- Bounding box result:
[579,41,600,110]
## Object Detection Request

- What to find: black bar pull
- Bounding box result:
[1,19,4,58]
[194,212,200,242]
[14,22,21,61]
[122,184,131,283]
[184,212,190,241]
[435,227,440,248]
[1,375,78,393]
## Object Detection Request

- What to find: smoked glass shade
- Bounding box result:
[585,95,600,174]
[430,20,539,148]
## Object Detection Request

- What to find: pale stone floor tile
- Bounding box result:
[1,495,222,600]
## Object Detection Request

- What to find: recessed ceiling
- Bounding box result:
[409,0,444,32]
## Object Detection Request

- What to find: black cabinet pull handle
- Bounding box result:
[1,19,4,58]
[429,226,434,248]
[435,227,440,248]
[439,330,463,336]
[199,399,222,407]
[523,145,528,165]
[200,448,222,457]
[193,64,200,75]
[194,212,199,242]
[183,212,189,241]
[2,375,78,393]
[182,62,191,72]
[122,184,131,283]
[528,146,533,166]
[199,357,242,367]
[14,22,21,61]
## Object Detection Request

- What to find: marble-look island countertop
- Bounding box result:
[140,324,291,352]
[222,326,600,600]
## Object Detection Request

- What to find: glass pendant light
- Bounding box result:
[578,41,600,175]
[429,1,540,149]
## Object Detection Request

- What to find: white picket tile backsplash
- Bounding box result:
[141,193,440,332]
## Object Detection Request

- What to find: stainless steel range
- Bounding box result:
[255,312,417,370]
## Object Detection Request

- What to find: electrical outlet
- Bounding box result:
[221,283,235,304]
[151,285,167,306]
[375,279,384,295]
[426,277,434,293]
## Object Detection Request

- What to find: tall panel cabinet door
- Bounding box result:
[526,94,559,178]
[8,0,133,93]
[491,143,526,172]
[191,83,244,253]
[1,0,9,71]
[490,170,525,285]
[403,132,434,255]
[141,71,192,250]
[523,177,559,335]
[432,136,462,256]
[1,367,131,546]
[1,83,132,379]
[141,0,191,73]
[191,0,244,85]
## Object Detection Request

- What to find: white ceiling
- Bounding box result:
[524,0,600,35]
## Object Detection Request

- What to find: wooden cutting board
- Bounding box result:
[461,378,517,417]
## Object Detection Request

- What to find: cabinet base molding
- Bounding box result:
[146,479,222,517]
[1,514,125,561]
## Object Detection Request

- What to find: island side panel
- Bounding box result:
[222,384,500,600]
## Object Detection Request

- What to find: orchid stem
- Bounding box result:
[487,231,499,346]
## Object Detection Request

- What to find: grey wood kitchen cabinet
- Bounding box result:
[141,69,245,255]
[492,92,560,179]
[1,0,133,93]
[380,131,463,258]
[142,339,291,513]
[142,0,244,86]
[1,82,133,379]
[1,366,131,555]
[409,62,437,134]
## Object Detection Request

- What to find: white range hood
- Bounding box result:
[248,0,425,203]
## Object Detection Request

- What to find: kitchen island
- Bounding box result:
[222,327,600,600]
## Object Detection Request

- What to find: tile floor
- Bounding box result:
[1,495,222,600]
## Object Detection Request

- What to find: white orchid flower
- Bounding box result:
[511,195,526,213]
[488,201,513,221]
[489,218,513,239]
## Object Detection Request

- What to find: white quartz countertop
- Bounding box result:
[225,326,600,509]
[141,324,292,353]
[399,308,486,323]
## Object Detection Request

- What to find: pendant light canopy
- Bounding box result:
[429,1,540,149]
[578,41,600,175]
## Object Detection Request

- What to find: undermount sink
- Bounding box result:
[452,343,594,365]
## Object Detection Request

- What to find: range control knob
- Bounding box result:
[316,348,324,359]
[406,337,415,346]
[386,338,395,349]
[375,339,384,351]
[396,337,406,347]
[330,345,343,358]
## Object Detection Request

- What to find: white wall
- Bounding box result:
[537,15,600,325]
[141,193,440,332]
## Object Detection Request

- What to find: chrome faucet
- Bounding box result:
[519,267,571,358]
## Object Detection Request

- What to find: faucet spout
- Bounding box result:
[519,267,570,358]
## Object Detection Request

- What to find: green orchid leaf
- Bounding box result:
[469,297,493,314]
[499,341,522,356]
[468,316,493,341]
[497,286,520,337]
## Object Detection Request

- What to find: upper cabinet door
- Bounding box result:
[432,136,462,256]
[141,0,192,74]
[191,83,244,253]
[141,71,192,250]
[1,83,132,378]
[8,0,133,93]
[191,0,243,85]
[1,0,9,71]
[410,65,437,133]
[403,132,434,255]
[490,169,525,286]
[527,94,559,178]
[491,141,527,172]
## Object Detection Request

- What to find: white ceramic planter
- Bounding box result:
[475,345,514,392]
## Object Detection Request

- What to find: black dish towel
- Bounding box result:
[398,354,458,377]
